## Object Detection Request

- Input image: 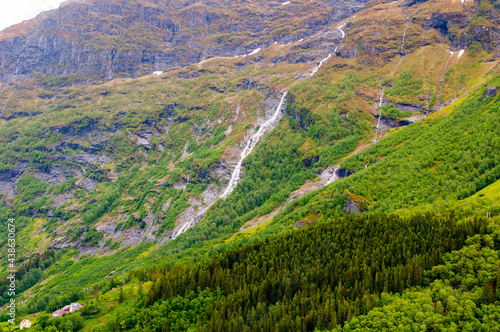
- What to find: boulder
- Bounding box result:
[484,86,497,99]
[344,197,362,215]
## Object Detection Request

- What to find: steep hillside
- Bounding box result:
[0,0,368,82]
[0,0,499,329]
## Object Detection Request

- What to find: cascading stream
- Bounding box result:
[322,20,351,184]
[373,88,386,143]
[373,3,409,143]
[171,17,352,239]
[0,85,16,118]
[220,92,288,199]
[170,92,288,240]
[435,50,454,109]
[310,54,332,77]
[325,167,340,186]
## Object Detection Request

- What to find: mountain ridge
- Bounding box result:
[0,0,369,83]
[0,0,499,329]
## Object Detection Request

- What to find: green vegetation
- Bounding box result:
[337,222,500,331]
[0,250,62,309]
[286,71,370,167]
[0,1,498,329]
[55,213,488,331]
[50,179,76,195]
[12,176,51,216]
[273,78,500,228]
[103,288,223,331]
[4,68,498,332]
[385,70,423,96]
[380,104,414,120]
[15,176,49,203]
[31,312,84,332]
[82,230,104,247]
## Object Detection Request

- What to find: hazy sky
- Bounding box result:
[0,0,66,32]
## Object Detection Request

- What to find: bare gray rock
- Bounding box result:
[73,153,111,166]
[50,192,75,208]
[34,166,77,185]
[78,178,99,191]
[0,162,29,198]
[0,0,371,83]
[484,86,497,99]
[382,100,422,112]
[136,136,151,146]
[161,198,172,212]
[344,197,362,215]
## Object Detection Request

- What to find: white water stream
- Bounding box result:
[310,21,347,77]
[170,92,288,240]
[170,17,352,239]
[435,50,454,107]
[220,92,288,199]
[310,54,332,77]
[373,5,409,143]
[325,167,340,186]
[373,88,386,143]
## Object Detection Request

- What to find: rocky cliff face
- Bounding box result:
[0,0,371,82]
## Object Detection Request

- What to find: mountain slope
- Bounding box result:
[0,0,368,82]
[269,75,500,231]
[0,0,499,329]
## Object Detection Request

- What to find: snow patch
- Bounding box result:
[457,49,465,59]
[152,71,163,75]
[248,48,261,56]
[282,1,291,4]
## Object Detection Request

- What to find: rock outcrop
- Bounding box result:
[484,86,497,99]
[0,0,372,83]
[344,196,362,215]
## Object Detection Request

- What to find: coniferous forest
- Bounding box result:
[94,213,490,331]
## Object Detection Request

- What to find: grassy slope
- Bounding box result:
[1,0,500,325]
[266,74,500,232]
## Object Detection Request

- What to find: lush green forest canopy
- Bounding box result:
[13,213,495,332]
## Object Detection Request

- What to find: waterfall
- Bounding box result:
[170,200,217,239]
[309,21,347,77]
[373,4,409,143]
[435,50,454,109]
[396,18,409,67]
[310,54,332,77]
[373,88,386,143]
[311,20,350,184]
[325,167,339,186]
[224,104,240,136]
[1,88,15,119]
[221,92,288,198]
[170,92,288,240]
[170,16,353,240]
